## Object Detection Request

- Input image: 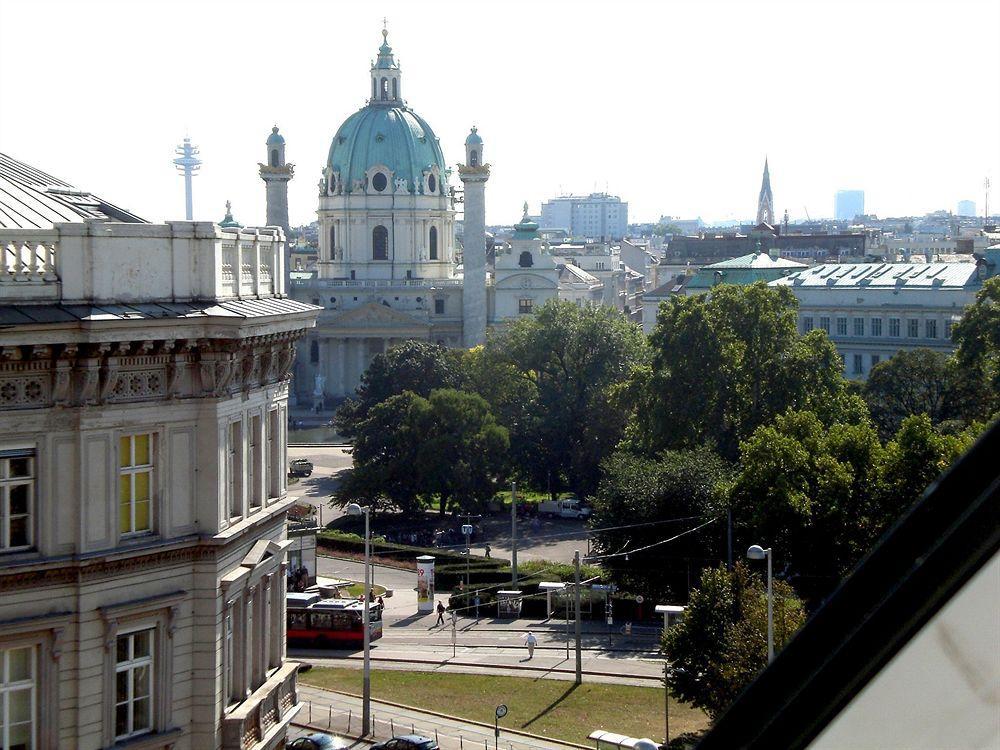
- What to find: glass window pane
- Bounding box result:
[134,434,150,465]
[9,517,29,547]
[120,500,132,534]
[116,670,129,701]
[134,472,149,502]
[119,475,132,503]
[8,457,31,478]
[9,687,31,722]
[133,697,150,730]
[9,484,29,515]
[115,703,128,737]
[120,436,131,467]
[116,636,129,664]
[133,665,150,698]
[8,647,32,681]
[133,630,151,658]
[10,719,32,749]
[134,500,150,532]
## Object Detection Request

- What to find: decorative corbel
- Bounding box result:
[51,627,65,662]
[167,606,179,640]
[103,618,119,652]
[99,357,120,402]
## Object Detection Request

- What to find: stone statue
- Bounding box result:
[313,373,325,397]
[318,177,327,196]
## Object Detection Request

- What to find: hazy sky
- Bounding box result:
[1,0,998,227]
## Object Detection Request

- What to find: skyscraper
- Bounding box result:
[835,190,865,221]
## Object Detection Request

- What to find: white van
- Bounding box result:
[537,498,592,519]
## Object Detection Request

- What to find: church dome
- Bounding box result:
[266,126,285,146]
[327,105,446,194]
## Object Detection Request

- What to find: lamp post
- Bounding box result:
[347,503,372,734]
[747,544,774,663]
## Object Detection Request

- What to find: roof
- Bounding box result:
[0,298,318,326]
[696,418,1000,750]
[266,126,285,146]
[0,152,147,229]
[559,263,601,284]
[770,261,980,290]
[465,126,483,146]
[707,252,806,270]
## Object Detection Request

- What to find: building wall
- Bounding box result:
[541,195,628,240]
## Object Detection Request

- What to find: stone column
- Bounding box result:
[460,168,490,346]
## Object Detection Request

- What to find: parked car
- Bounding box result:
[288,458,314,477]
[289,733,340,750]
[538,498,591,519]
[372,736,439,750]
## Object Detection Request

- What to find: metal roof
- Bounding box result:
[0,297,317,326]
[0,152,147,229]
[771,261,980,290]
[707,252,806,270]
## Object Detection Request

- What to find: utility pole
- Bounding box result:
[664,661,670,747]
[511,482,518,589]
[574,550,582,684]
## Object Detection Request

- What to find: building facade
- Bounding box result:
[0,152,318,749]
[770,252,998,378]
[540,193,628,241]
[835,190,865,221]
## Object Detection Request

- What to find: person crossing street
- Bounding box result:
[523,630,538,659]
[436,600,446,626]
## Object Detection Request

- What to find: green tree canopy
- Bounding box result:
[663,563,806,719]
[952,275,1000,416]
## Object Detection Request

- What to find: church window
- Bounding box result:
[518,298,534,314]
[428,174,437,193]
[309,341,319,364]
[429,226,438,259]
[392,78,398,99]
[329,225,335,254]
[470,150,479,167]
[373,226,389,260]
[270,150,279,167]
[372,78,377,99]
[434,299,445,315]
[372,173,388,192]
[380,77,388,100]
[518,251,534,268]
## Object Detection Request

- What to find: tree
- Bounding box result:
[487,299,648,498]
[590,448,730,599]
[640,283,853,460]
[663,563,806,719]
[952,276,1000,417]
[335,340,463,438]
[863,348,981,439]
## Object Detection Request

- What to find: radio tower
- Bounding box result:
[173,137,202,220]
[985,177,991,225]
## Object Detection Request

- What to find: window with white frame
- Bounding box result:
[836,317,847,336]
[224,605,237,706]
[889,317,901,337]
[819,317,831,334]
[853,318,864,336]
[871,318,883,337]
[1,645,35,750]
[115,629,153,741]
[1,450,34,552]
[907,319,919,338]
[802,316,814,332]
[229,422,243,519]
[518,298,534,315]
[266,410,280,500]
[925,319,938,339]
[249,415,262,511]
[119,435,153,536]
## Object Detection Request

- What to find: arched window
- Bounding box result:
[519,251,534,268]
[329,225,336,257]
[372,77,377,100]
[372,172,388,192]
[372,225,389,260]
[309,340,319,364]
[429,226,438,260]
[270,150,279,167]
[428,174,437,193]
[392,78,398,99]
[380,77,388,100]
[470,150,479,167]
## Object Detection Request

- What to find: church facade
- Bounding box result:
[282,30,559,402]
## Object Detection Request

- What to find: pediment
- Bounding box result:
[329,302,428,329]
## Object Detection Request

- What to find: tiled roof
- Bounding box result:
[771,262,980,290]
[0,152,147,229]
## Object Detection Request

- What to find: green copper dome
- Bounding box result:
[266,126,284,146]
[327,105,447,194]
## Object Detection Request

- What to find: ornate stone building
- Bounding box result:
[0,152,318,749]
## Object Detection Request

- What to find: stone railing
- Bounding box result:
[0,231,60,301]
[221,661,299,750]
[292,277,464,289]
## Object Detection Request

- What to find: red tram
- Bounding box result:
[286,593,383,648]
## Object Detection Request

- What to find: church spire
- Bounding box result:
[371,24,402,104]
[757,158,774,226]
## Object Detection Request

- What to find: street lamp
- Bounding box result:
[747,544,774,663]
[346,502,372,734]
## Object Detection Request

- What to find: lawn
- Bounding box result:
[299,667,709,746]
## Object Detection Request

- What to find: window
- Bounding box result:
[889,318,900,337]
[871,354,881,368]
[115,630,153,741]
[392,78,398,99]
[428,174,437,193]
[429,226,438,260]
[372,172,388,192]
[329,225,335,255]
[820,317,831,334]
[1,645,35,750]
[229,422,243,519]
[836,317,847,336]
[518,298,534,315]
[249,415,262,510]
[119,435,153,536]
[852,354,863,375]
[469,149,479,167]
[925,319,937,339]
[267,410,280,500]
[802,316,814,332]
[1,450,34,552]
[380,77,388,100]
[907,319,919,338]
[269,150,278,167]
[223,607,236,706]
[871,318,882,337]
[309,340,319,364]
[372,226,389,260]
[853,318,864,336]
[434,299,445,315]
[518,251,534,268]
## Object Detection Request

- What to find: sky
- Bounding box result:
[1,0,998,227]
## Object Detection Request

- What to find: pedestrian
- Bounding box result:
[436,600,446,626]
[377,596,384,610]
[524,631,537,660]
[484,543,491,559]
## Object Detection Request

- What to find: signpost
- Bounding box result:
[495,704,508,750]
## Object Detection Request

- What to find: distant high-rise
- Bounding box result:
[173,136,201,220]
[957,200,976,217]
[540,193,628,240]
[835,190,865,221]
[756,158,774,226]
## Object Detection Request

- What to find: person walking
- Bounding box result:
[524,631,538,660]
[484,543,491,559]
[436,600,446,626]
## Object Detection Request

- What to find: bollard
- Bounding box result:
[435,729,439,745]
[328,705,333,728]
[348,710,352,733]
[412,723,415,734]
[308,701,312,723]
[391,719,395,736]
[461,736,464,750]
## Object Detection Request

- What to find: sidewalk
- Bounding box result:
[295,683,588,750]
